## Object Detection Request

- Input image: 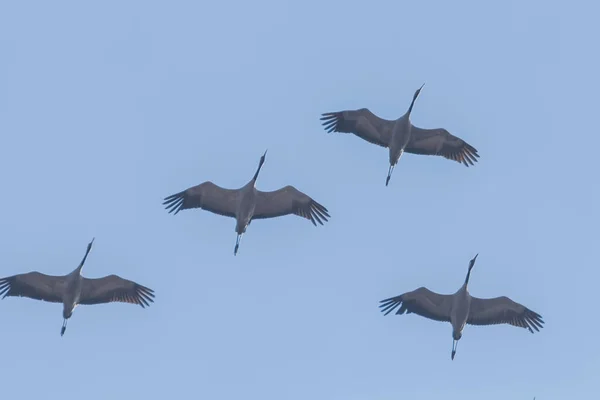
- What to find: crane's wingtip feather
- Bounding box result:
[320,112,338,119]
[378,296,404,316]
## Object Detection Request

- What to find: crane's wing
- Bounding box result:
[163,181,239,218]
[79,275,155,308]
[467,296,544,333]
[405,126,480,166]
[0,272,65,303]
[252,186,330,226]
[320,108,394,148]
[379,287,452,322]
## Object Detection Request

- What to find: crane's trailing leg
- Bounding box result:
[61,319,68,337]
[386,149,405,186]
[234,234,243,256]
[451,339,458,360]
[385,164,395,187]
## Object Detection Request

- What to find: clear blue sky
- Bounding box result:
[0,1,598,399]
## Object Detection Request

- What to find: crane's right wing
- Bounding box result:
[320,108,394,148]
[0,272,65,303]
[379,287,452,322]
[467,296,544,333]
[163,181,239,218]
[253,186,330,225]
[405,126,479,166]
[79,275,155,308]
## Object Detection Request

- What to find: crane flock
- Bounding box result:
[1,85,543,367]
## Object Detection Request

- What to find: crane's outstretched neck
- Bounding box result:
[407,83,425,115]
[76,238,95,274]
[464,253,478,287]
[252,149,268,184]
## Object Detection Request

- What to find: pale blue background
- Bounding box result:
[0,1,597,399]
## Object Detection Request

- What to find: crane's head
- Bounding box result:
[468,253,478,271]
[408,82,425,114]
[252,149,268,183]
[414,82,425,100]
[260,149,267,165]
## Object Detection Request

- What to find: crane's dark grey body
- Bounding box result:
[0,238,155,336]
[321,84,480,186]
[163,150,330,255]
[379,254,544,360]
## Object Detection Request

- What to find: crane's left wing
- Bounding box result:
[79,275,155,308]
[163,181,239,218]
[320,108,394,148]
[0,272,65,303]
[405,126,480,166]
[467,296,544,333]
[379,287,452,323]
[252,186,330,226]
